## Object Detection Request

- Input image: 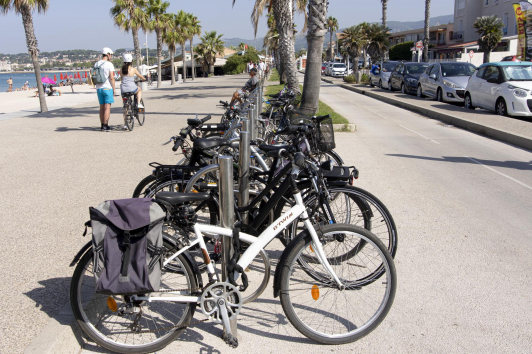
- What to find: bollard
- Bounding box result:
[238,121,251,223]
[248,101,256,141]
[254,87,261,139]
[218,155,238,338]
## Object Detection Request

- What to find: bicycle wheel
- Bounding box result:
[137,99,145,126]
[279,224,396,345]
[124,101,134,131]
[70,246,197,354]
[277,184,398,258]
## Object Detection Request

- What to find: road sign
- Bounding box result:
[416,41,424,49]
[469,50,474,58]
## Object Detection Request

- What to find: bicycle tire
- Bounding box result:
[70,246,197,354]
[279,224,396,345]
[124,101,134,131]
[137,99,145,126]
[276,183,398,258]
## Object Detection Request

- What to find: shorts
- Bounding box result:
[237,89,245,96]
[121,87,139,96]
[97,88,114,105]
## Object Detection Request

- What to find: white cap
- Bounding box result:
[102,47,114,55]
[123,53,133,63]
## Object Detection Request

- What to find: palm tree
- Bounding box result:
[473,15,504,63]
[194,45,209,77]
[229,45,237,50]
[162,18,178,85]
[250,0,308,37]
[174,10,191,82]
[146,0,170,88]
[110,0,148,69]
[381,0,388,28]
[197,31,225,75]
[239,42,246,51]
[364,23,390,63]
[341,24,368,77]
[187,13,201,80]
[1,0,49,112]
[423,0,430,62]
[326,16,339,61]
[263,14,282,81]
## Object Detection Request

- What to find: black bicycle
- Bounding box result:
[122,90,145,131]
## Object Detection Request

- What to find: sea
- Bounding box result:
[0,71,88,92]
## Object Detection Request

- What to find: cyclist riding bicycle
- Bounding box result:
[120,53,145,110]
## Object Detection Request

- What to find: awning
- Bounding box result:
[431,41,478,51]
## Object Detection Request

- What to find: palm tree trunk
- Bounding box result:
[182,43,187,83]
[484,49,491,63]
[170,48,175,85]
[156,28,162,88]
[382,0,387,28]
[423,0,431,62]
[300,0,328,116]
[329,30,333,61]
[272,0,300,93]
[190,38,195,80]
[20,4,47,112]
[133,28,141,69]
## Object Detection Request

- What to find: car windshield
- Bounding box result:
[440,63,476,77]
[382,62,397,72]
[405,64,429,74]
[502,65,532,81]
[333,64,346,68]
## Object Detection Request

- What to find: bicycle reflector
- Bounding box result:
[311,285,320,301]
[107,297,118,312]
[309,244,314,253]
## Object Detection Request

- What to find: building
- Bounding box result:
[161,50,227,78]
[0,60,12,71]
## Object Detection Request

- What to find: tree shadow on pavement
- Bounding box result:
[386,154,532,171]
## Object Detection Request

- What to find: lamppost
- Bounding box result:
[144,32,149,66]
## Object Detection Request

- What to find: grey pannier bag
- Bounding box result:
[89,198,166,295]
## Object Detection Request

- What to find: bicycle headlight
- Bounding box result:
[508,85,529,98]
[443,80,462,89]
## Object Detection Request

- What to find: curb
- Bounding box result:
[322,77,532,151]
[333,123,356,132]
[24,299,85,354]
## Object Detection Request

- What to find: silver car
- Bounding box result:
[417,62,477,102]
[330,63,347,77]
[369,61,400,89]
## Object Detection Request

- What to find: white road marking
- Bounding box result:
[399,125,440,144]
[464,156,532,190]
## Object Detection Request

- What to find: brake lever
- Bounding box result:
[162,136,175,146]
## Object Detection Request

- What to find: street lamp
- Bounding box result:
[144,32,149,66]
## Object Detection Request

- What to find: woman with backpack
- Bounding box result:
[119,53,145,109]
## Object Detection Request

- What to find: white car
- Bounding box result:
[330,63,347,77]
[464,62,532,117]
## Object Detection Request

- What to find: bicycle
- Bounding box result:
[122,88,145,131]
[70,149,396,353]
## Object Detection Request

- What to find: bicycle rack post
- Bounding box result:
[248,99,257,141]
[238,120,250,223]
[254,86,261,139]
[218,155,238,338]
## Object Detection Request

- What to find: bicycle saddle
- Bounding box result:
[155,192,211,207]
[122,92,136,97]
[193,138,230,150]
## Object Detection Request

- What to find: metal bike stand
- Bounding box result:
[218,156,238,339]
[254,86,261,139]
[248,99,257,141]
[238,120,250,223]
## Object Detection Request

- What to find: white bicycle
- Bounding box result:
[70,156,396,353]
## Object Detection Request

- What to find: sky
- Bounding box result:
[0,0,455,55]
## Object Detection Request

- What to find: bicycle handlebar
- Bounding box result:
[313,114,331,123]
[172,138,183,152]
[201,115,211,123]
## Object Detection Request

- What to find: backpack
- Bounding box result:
[91,62,108,85]
[89,198,166,295]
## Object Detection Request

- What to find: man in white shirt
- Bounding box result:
[95,47,117,132]
[258,60,266,79]
[247,61,254,73]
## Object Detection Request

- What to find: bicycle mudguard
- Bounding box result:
[69,240,92,267]
[273,229,312,298]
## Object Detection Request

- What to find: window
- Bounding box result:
[457,0,466,9]
[429,65,439,77]
[425,65,434,74]
[441,63,477,77]
[476,66,487,78]
[484,66,500,81]
[459,20,463,32]
[484,0,489,6]
[504,13,509,35]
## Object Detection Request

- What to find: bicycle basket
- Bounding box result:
[316,117,335,152]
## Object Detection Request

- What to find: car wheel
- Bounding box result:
[388,82,393,91]
[417,85,424,98]
[464,93,475,110]
[496,98,508,116]
[436,88,443,102]
[370,79,374,87]
[401,83,406,94]
[379,80,383,89]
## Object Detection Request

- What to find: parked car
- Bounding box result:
[330,63,347,77]
[464,62,532,117]
[389,62,429,94]
[501,55,521,62]
[326,62,336,76]
[321,62,327,74]
[417,62,476,102]
[369,61,400,89]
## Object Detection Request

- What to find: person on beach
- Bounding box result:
[6,78,13,92]
[68,77,74,92]
[95,47,117,132]
[24,81,29,90]
[229,67,259,106]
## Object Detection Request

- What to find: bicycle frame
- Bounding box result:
[131,187,344,304]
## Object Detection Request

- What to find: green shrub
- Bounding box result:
[389,41,414,61]
[222,51,260,75]
[361,73,370,84]
[343,75,356,83]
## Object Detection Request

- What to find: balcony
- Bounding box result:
[430,39,447,46]
[451,31,464,41]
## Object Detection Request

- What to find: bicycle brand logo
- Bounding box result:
[273,212,293,231]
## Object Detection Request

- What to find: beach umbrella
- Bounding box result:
[42,77,56,85]
[77,71,81,79]
[60,73,63,80]
[54,74,57,82]
[85,71,88,78]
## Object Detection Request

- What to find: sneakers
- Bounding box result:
[137,102,144,109]
[103,125,112,132]
[101,124,104,131]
